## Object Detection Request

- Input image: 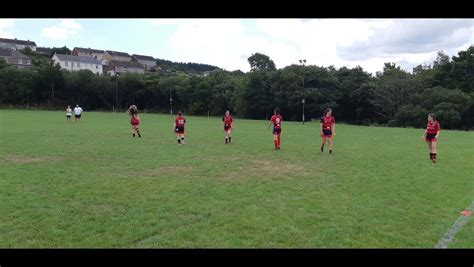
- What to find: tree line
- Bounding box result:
[0,46,472,130]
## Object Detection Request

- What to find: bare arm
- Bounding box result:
[172,122,176,132]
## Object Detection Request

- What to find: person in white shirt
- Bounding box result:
[73,104,83,123]
[66,105,72,122]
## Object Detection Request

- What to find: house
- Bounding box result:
[103,50,132,64]
[0,38,37,51]
[52,53,103,75]
[106,60,145,75]
[72,47,105,61]
[0,48,31,68]
[36,47,51,55]
[131,54,156,71]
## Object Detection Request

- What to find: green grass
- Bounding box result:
[0,109,473,248]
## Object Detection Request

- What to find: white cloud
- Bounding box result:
[0,19,15,39]
[160,19,473,74]
[41,19,83,40]
[59,19,83,30]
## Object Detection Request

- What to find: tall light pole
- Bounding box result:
[169,87,173,115]
[115,73,119,113]
[299,59,306,124]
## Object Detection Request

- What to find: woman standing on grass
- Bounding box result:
[126,105,141,138]
[320,108,335,154]
[222,110,234,144]
[268,108,282,150]
[173,111,186,145]
[66,105,72,122]
[423,113,440,163]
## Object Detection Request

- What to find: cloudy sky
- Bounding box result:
[1,19,472,74]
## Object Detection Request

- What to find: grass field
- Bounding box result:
[0,109,473,248]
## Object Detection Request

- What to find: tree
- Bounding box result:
[248,53,276,72]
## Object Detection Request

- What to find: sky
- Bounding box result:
[0,19,472,74]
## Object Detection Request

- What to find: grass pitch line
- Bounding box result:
[435,200,474,248]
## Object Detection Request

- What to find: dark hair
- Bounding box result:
[130,109,138,115]
[178,111,183,116]
[323,107,332,117]
[428,113,436,121]
[274,108,280,115]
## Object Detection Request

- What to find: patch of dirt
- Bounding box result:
[3,155,60,164]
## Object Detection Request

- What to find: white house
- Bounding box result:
[131,54,156,71]
[0,38,37,51]
[72,47,105,61]
[52,53,103,75]
[106,60,145,75]
[0,48,31,68]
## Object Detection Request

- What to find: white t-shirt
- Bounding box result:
[66,108,72,115]
[74,107,83,115]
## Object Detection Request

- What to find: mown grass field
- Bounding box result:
[0,109,472,248]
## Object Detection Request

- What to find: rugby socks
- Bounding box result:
[229,137,231,143]
[181,137,185,144]
[329,150,332,154]
[178,138,181,144]
[274,140,278,149]
[277,136,281,148]
[429,153,433,160]
[137,130,141,138]
[132,133,135,137]
[321,146,324,152]
[225,138,228,144]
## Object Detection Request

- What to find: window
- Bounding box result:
[77,62,80,68]
[18,59,23,64]
[65,61,68,66]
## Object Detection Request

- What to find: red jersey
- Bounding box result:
[426,120,440,134]
[175,116,186,127]
[223,115,233,125]
[131,114,140,125]
[321,115,335,129]
[271,115,283,129]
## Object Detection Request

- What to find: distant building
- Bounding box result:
[106,60,145,75]
[52,53,103,75]
[0,48,31,68]
[131,54,156,71]
[72,47,105,61]
[0,38,37,51]
[103,50,132,64]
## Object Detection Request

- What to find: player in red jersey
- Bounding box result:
[172,111,186,145]
[320,108,335,154]
[126,105,141,138]
[268,108,283,150]
[423,113,441,163]
[222,110,234,144]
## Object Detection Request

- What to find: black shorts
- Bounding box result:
[75,114,81,118]
[224,124,231,131]
[175,126,184,133]
[426,133,436,140]
[273,128,281,134]
[323,129,332,136]
[66,115,71,118]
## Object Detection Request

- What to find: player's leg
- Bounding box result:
[431,140,437,163]
[321,136,326,152]
[135,125,141,138]
[225,129,228,144]
[181,133,185,144]
[327,136,333,154]
[426,141,433,160]
[228,129,232,144]
[273,133,278,149]
[277,132,281,149]
[176,132,181,144]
